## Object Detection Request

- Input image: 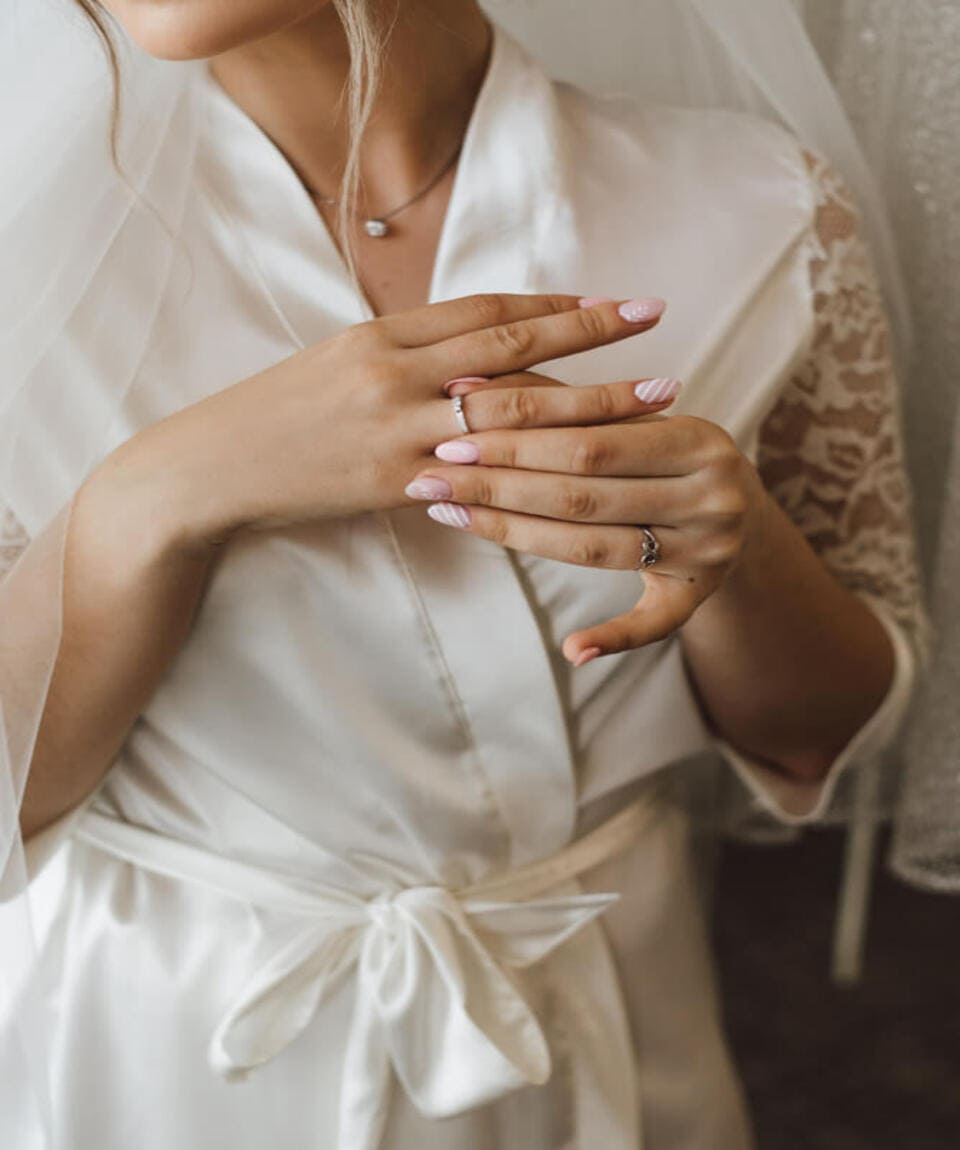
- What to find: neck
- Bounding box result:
[209,1,493,213]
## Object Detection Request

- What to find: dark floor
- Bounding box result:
[714,828,960,1150]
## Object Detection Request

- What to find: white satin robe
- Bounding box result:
[24,23,917,1150]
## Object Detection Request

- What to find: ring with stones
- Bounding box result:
[637,526,661,570]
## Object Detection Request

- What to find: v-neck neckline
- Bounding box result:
[198,21,567,345]
[196,23,582,860]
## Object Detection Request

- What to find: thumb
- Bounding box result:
[562,576,698,665]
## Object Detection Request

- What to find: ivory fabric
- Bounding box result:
[17,24,923,1150]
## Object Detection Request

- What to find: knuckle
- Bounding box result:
[473,476,496,506]
[569,537,611,568]
[341,321,383,354]
[493,321,536,359]
[487,517,510,547]
[465,293,508,328]
[490,438,517,468]
[544,293,575,315]
[591,384,619,421]
[575,306,610,344]
[701,530,742,568]
[569,435,611,475]
[499,388,541,427]
[703,427,741,468]
[338,322,368,349]
[702,490,747,529]
[559,486,599,520]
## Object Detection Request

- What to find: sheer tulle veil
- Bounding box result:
[0,0,937,1144]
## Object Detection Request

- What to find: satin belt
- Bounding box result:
[75,783,666,1150]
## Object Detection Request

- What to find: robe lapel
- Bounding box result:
[385,29,582,865]
[201,26,581,865]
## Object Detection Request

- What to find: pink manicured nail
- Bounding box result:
[443,376,489,396]
[578,297,616,308]
[427,502,472,529]
[573,646,603,667]
[405,477,453,500]
[634,377,682,403]
[435,440,480,463]
[618,297,667,324]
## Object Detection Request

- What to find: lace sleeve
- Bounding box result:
[0,502,30,579]
[715,149,930,828]
[756,149,931,665]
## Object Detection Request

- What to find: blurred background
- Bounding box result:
[716,827,960,1150]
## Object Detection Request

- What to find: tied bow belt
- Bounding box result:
[76,784,666,1150]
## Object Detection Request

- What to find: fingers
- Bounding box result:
[370,292,584,348]
[405,466,693,526]
[422,297,667,379]
[443,370,561,398]
[429,376,682,436]
[424,501,680,572]
[429,418,703,478]
[561,579,699,665]
[418,494,714,663]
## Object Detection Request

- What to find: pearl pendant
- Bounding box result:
[364,218,390,238]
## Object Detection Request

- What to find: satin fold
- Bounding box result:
[74,786,663,1150]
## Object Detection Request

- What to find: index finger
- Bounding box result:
[422,297,667,380]
[370,292,584,348]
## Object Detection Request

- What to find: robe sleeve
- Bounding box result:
[713,148,932,826]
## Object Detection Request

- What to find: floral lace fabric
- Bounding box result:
[756,149,930,665]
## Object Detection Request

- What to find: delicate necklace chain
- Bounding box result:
[304,139,464,238]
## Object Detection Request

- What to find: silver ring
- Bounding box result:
[451,394,472,435]
[637,526,660,570]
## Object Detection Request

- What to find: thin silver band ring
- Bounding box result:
[451,394,472,435]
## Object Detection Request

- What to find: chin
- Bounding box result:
[98,0,333,60]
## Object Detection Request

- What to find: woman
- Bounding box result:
[0,1,928,1147]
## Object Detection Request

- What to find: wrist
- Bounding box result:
[79,426,234,570]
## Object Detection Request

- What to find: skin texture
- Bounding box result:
[17,0,896,839]
[97,0,336,61]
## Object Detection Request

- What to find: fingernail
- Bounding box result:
[577,297,616,308]
[443,376,489,396]
[618,297,667,324]
[573,646,603,667]
[634,377,682,403]
[405,477,453,500]
[435,440,480,463]
[427,502,472,529]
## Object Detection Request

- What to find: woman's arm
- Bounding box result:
[406,156,927,798]
[680,148,928,789]
[13,292,668,842]
[677,478,895,784]
[17,468,218,842]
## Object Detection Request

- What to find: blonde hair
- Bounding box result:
[330,0,395,285]
[77,0,391,287]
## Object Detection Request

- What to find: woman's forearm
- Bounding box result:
[16,449,218,842]
[678,477,895,785]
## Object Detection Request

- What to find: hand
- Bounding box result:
[98,294,673,550]
[403,383,769,666]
